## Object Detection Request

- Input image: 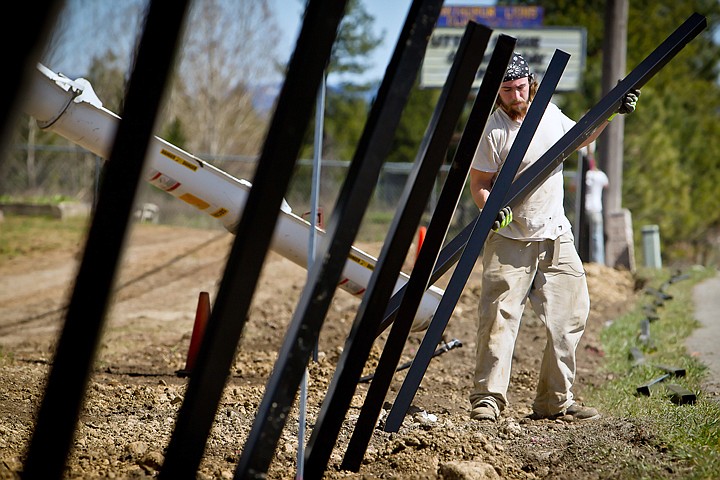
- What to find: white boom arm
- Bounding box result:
[22,64,442,331]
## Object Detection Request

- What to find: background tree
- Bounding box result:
[166,0,281,161]
[42,0,147,80]
[619,0,720,263]
[299,0,385,162]
[522,0,720,263]
[330,0,386,79]
[85,51,130,114]
[161,117,188,152]
[0,0,146,199]
[321,86,372,161]
[385,81,441,164]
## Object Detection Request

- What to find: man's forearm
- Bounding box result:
[579,120,610,149]
[471,187,490,210]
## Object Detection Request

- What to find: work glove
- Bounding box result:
[492,206,513,231]
[618,89,641,115]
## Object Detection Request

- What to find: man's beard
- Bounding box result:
[500,99,529,121]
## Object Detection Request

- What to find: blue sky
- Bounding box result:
[270,0,496,84]
[46,0,495,85]
[46,1,719,88]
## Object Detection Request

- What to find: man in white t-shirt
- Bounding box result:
[584,154,609,264]
[467,52,639,423]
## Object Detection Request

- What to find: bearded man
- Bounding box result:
[467,52,640,422]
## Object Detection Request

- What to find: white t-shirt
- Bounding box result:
[471,102,575,241]
[585,169,609,213]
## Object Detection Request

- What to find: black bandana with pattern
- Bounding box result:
[504,53,530,82]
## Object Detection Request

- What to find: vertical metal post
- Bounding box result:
[159,1,348,478]
[600,0,629,216]
[310,74,326,363]
[576,152,589,261]
[1,0,62,156]
[297,71,326,480]
[641,225,662,268]
[22,1,190,478]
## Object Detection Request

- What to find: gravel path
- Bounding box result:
[688,272,720,395]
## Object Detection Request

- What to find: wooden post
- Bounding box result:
[600,0,629,268]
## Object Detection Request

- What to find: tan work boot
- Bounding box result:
[560,402,601,421]
[529,402,600,422]
[470,398,500,422]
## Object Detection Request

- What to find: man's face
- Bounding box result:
[497,77,530,121]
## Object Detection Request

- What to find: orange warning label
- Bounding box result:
[180,193,210,210]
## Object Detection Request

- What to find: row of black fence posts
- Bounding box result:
[5,0,706,478]
[633,272,697,405]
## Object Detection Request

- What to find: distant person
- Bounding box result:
[584,149,609,264]
[468,52,640,423]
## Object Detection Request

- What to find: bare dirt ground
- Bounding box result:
[0,222,693,479]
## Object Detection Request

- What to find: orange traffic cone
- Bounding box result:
[177,291,211,377]
[415,226,427,264]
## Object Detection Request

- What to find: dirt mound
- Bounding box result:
[1,224,687,480]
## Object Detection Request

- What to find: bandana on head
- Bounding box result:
[504,53,530,82]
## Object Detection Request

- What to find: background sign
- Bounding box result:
[438,5,544,28]
[420,27,587,91]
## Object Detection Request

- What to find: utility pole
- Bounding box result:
[598,0,635,270]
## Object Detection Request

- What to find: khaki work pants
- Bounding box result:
[470,231,590,417]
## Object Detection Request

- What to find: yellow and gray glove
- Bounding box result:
[619,89,641,114]
[492,206,513,231]
[608,88,641,122]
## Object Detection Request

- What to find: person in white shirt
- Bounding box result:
[584,152,609,264]
[467,52,639,423]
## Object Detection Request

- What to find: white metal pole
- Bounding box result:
[297,71,325,480]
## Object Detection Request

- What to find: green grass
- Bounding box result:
[0,214,89,260]
[358,210,395,242]
[0,194,75,205]
[587,265,720,479]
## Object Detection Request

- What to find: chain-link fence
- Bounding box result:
[2,144,580,243]
[1,145,101,204]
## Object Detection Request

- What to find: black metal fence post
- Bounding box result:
[377,12,707,339]
[1,0,62,156]
[22,1,191,478]
[298,22,498,475]
[234,1,444,478]
[503,13,707,213]
[159,1,349,478]
[577,152,590,261]
[340,33,517,472]
[385,50,571,432]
